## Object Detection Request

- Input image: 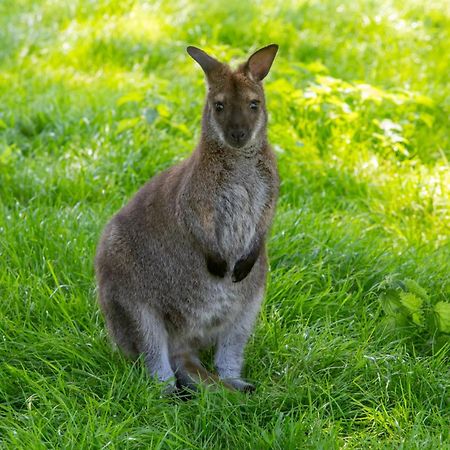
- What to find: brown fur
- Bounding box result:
[95,44,280,393]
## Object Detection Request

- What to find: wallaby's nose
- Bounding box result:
[230,129,247,145]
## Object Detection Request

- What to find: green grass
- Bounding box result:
[1,0,449,448]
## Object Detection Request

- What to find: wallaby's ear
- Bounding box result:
[245,44,278,82]
[187,46,222,77]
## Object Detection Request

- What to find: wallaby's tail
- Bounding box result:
[174,353,236,392]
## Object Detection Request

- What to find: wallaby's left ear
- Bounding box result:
[245,44,279,82]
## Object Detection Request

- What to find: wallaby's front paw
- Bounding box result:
[206,254,227,277]
[232,256,255,282]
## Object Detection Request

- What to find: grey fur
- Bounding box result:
[95,44,279,392]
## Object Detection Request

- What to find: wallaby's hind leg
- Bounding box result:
[214,289,264,392]
[100,287,175,389]
[137,305,175,388]
[101,297,140,358]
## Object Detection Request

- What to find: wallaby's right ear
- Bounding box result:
[187,46,222,78]
[245,44,278,82]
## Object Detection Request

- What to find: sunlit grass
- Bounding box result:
[0,0,449,448]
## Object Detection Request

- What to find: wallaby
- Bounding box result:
[95,44,279,393]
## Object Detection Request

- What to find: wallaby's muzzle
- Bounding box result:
[228,127,249,148]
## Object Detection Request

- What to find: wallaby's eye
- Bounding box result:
[250,100,259,111]
[214,102,224,112]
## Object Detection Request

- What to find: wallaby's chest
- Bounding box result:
[214,168,268,257]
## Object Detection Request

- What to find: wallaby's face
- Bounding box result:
[187,45,278,150]
[205,73,264,149]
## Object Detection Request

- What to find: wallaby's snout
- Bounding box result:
[229,127,248,147]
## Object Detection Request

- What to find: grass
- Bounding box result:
[0,0,449,448]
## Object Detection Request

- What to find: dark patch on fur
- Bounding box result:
[232,239,262,282]
[206,253,227,277]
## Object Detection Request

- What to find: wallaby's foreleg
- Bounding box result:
[214,293,264,392]
[179,196,228,278]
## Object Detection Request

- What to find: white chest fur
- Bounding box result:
[215,167,268,260]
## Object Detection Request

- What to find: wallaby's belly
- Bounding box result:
[158,244,265,346]
[134,228,265,346]
[180,275,260,346]
[161,181,267,342]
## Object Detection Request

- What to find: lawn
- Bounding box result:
[1,0,449,448]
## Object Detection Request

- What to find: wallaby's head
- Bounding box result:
[187,44,278,150]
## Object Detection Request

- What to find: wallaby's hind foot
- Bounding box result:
[222,378,255,393]
[161,380,178,397]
